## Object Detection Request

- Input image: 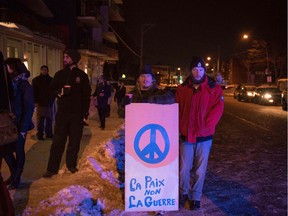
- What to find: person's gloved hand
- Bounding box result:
[123,95,132,105]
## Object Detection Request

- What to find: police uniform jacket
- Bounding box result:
[50,67,91,119]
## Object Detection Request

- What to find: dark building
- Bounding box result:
[0,0,124,85]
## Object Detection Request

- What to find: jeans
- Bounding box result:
[36,106,53,137]
[97,108,107,128]
[179,139,212,201]
[4,133,26,171]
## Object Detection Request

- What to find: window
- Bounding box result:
[7,38,21,58]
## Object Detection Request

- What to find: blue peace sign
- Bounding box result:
[134,124,170,164]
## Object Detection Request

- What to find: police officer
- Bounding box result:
[43,50,91,178]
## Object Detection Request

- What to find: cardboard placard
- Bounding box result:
[125,103,179,212]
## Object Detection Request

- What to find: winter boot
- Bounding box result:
[8,168,22,190]
[3,156,16,185]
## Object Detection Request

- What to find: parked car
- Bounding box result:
[253,85,282,105]
[281,89,287,111]
[233,84,256,101]
[233,84,242,99]
[220,80,235,90]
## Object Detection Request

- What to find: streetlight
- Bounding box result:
[243,34,249,40]
[242,33,270,83]
[217,45,221,72]
[177,67,182,84]
[241,33,251,83]
[205,56,215,75]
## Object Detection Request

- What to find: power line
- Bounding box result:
[108,24,140,58]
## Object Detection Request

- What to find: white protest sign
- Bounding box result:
[125,103,179,212]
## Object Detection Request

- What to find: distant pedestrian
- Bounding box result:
[43,50,91,178]
[92,75,111,130]
[3,57,35,189]
[176,56,224,210]
[114,81,126,117]
[214,72,223,85]
[32,65,55,140]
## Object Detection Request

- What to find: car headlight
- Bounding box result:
[247,91,254,96]
[263,93,272,99]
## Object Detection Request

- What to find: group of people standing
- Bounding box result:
[0,50,224,213]
[122,59,224,211]
[0,49,92,188]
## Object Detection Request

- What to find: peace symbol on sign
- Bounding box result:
[134,124,170,164]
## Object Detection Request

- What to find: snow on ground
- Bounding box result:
[20,124,127,216]
[22,185,103,216]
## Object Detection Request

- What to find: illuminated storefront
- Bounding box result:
[0,22,65,82]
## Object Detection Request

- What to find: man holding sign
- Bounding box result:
[124,64,175,104]
[176,56,224,210]
[124,64,176,213]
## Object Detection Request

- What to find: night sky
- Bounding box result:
[119,0,287,70]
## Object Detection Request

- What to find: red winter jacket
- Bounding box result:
[175,76,224,143]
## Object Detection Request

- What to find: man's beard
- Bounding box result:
[190,74,206,84]
[140,85,151,90]
[64,61,74,68]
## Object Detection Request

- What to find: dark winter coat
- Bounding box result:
[50,67,91,119]
[11,75,35,133]
[32,74,54,107]
[129,85,175,104]
[93,82,111,109]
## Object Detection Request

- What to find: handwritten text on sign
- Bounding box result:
[125,103,179,212]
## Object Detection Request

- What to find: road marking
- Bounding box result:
[225,111,281,138]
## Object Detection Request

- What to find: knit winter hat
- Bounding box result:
[189,56,206,71]
[138,64,154,77]
[64,50,81,63]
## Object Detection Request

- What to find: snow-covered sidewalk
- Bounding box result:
[4,99,128,215]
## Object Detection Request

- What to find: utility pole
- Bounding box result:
[217,45,221,72]
[265,41,269,71]
[140,24,155,70]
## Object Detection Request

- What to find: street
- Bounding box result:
[201,96,287,216]
[2,94,287,216]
